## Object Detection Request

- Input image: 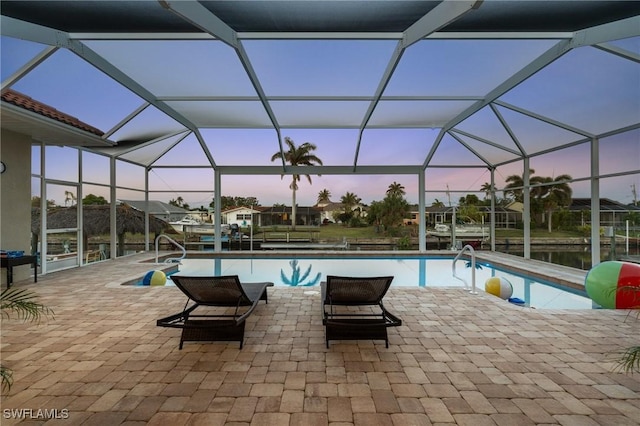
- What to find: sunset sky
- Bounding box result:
[2,31,638,208]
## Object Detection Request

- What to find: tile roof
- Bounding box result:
[1,88,104,136]
[118,199,187,215]
[570,198,640,211]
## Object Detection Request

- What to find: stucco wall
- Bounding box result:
[1,129,33,285]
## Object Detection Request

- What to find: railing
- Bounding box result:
[452,244,478,294]
[155,234,186,264]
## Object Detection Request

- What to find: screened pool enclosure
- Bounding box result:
[1,1,638,275]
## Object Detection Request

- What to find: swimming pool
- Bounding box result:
[155,256,594,310]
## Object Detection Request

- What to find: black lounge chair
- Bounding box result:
[157,275,273,349]
[321,275,401,348]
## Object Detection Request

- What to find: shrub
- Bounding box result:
[396,236,412,250]
[349,217,363,228]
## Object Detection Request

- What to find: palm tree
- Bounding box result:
[504,170,572,228]
[271,137,323,230]
[431,199,445,208]
[381,187,410,230]
[386,181,406,198]
[480,182,492,200]
[340,192,361,216]
[537,175,572,232]
[503,169,539,202]
[169,197,185,208]
[317,189,331,205]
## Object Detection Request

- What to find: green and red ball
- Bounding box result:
[585,261,640,309]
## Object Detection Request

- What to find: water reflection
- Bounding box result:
[499,245,640,270]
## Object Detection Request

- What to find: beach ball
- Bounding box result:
[142,270,167,286]
[585,261,640,309]
[485,277,513,300]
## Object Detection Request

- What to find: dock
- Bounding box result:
[261,241,349,250]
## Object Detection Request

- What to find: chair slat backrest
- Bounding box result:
[171,275,252,306]
[325,276,394,305]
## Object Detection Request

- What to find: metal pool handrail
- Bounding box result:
[155,234,186,264]
[452,244,478,294]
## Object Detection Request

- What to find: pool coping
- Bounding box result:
[145,249,587,291]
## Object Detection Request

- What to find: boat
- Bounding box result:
[169,218,229,235]
[169,217,203,233]
[426,223,489,239]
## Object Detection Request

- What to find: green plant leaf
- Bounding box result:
[1,287,53,323]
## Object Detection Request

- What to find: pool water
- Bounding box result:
[149,257,594,310]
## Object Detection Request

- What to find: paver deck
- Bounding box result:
[1,252,639,425]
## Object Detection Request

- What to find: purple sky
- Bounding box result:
[3,34,638,208]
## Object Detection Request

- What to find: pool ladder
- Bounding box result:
[155,234,186,264]
[452,244,478,294]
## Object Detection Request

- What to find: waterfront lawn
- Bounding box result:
[254,225,586,241]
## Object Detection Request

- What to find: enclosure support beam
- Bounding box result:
[490,168,496,252]
[110,157,117,260]
[590,138,601,267]
[214,169,222,254]
[419,171,426,252]
[145,170,150,252]
[523,158,531,260]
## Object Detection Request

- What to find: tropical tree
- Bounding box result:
[459,194,480,206]
[386,181,406,198]
[169,196,184,207]
[339,192,361,225]
[480,182,493,200]
[503,169,541,202]
[270,137,323,230]
[317,189,331,205]
[82,194,108,205]
[458,204,483,223]
[340,192,361,213]
[537,175,573,232]
[367,200,384,229]
[623,211,640,226]
[503,169,546,224]
[376,182,410,232]
[431,199,445,208]
[211,196,260,210]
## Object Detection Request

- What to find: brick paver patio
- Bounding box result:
[1,253,639,425]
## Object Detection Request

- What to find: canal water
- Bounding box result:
[119,242,640,271]
[500,245,640,270]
